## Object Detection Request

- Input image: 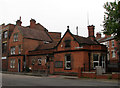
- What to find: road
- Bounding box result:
[1,73,119,86]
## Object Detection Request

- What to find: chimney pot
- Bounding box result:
[16,20,22,26]
[30,19,36,28]
[96,32,101,39]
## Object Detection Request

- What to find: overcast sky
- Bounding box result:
[0,0,115,37]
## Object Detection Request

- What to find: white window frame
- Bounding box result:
[93,54,99,69]
[111,40,114,48]
[13,33,18,42]
[101,55,106,68]
[3,31,8,39]
[32,59,35,65]
[11,46,15,55]
[18,45,21,54]
[112,50,116,58]
[10,59,15,68]
[107,52,110,61]
[38,58,42,65]
[65,55,71,69]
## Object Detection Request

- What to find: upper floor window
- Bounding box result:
[107,41,109,48]
[38,58,42,65]
[11,46,15,55]
[44,41,50,44]
[13,33,18,42]
[3,31,8,39]
[18,45,21,54]
[2,43,7,53]
[65,40,71,48]
[65,54,71,70]
[111,40,114,48]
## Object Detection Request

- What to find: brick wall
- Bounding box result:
[2,59,7,71]
[54,51,88,74]
[78,70,120,79]
[8,56,24,72]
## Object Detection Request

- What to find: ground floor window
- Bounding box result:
[38,58,42,65]
[65,54,71,70]
[10,59,15,68]
[32,59,35,65]
[93,54,99,69]
[112,50,116,58]
[101,55,106,68]
[55,61,63,68]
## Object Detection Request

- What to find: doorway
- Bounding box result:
[18,59,21,72]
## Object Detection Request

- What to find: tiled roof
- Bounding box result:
[73,35,99,45]
[35,41,58,50]
[17,26,52,42]
[35,32,61,50]
[97,36,114,43]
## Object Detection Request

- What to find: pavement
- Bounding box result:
[1,71,78,79]
[2,73,119,86]
[1,71,119,82]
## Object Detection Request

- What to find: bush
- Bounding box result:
[108,76,112,79]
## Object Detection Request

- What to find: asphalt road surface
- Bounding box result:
[1,73,119,87]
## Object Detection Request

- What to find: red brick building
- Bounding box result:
[27,32,61,73]
[8,19,53,72]
[96,33,120,72]
[4,18,107,74]
[27,25,107,75]
[53,26,107,75]
[0,24,15,71]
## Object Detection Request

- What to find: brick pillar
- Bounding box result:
[78,67,82,78]
[50,61,54,74]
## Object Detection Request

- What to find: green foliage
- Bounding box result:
[108,75,112,79]
[103,1,120,40]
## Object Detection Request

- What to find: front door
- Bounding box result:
[18,59,21,72]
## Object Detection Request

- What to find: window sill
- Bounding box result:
[64,68,72,70]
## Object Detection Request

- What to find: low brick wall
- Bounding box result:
[112,72,120,79]
[54,72,78,76]
[78,69,120,79]
[81,72,96,78]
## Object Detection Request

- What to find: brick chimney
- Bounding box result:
[30,19,36,28]
[88,25,95,41]
[96,32,101,39]
[16,20,22,26]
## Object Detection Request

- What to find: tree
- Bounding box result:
[104,1,120,64]
[103,0,120,40]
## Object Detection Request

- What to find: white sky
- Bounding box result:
[0,0,115,37]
